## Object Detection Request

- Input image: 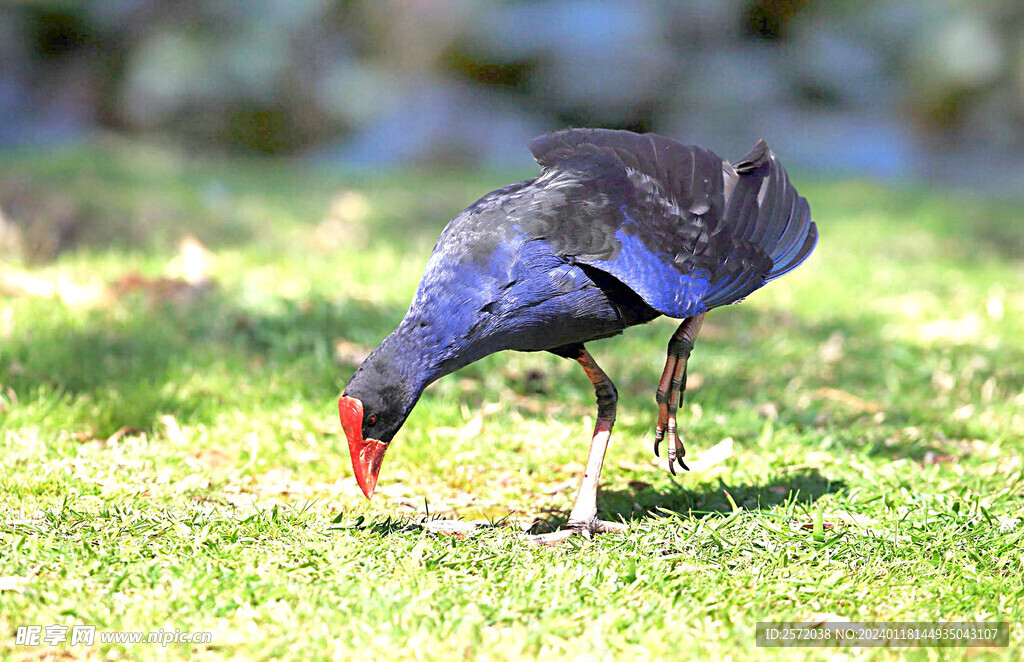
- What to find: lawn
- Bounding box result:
[1,142,1023,660]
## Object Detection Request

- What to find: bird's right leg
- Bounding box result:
[654,313,705,474]
[529,346,625,545]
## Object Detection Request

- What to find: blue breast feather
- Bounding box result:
[406,229,628,373]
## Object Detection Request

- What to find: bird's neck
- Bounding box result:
[371,304,493,397]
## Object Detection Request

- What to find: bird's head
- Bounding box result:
[339,355,419,499]
[338,395,387,500]
[338,392,409,499]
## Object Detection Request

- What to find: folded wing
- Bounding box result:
[527,129,816,318]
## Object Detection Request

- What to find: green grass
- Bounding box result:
[1,142,1023,661]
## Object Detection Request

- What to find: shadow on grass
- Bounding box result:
[0,290,406,434]
[6,280,1021,455]
[528,470,846,533]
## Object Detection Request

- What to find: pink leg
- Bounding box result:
[530,348,626,545]
[654,314,705,474]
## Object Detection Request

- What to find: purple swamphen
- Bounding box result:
[339,128,817,543]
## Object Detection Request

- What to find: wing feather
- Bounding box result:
[526,129,815,317]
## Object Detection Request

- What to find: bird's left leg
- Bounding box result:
[529,347,626,545]
[654,313,705,474]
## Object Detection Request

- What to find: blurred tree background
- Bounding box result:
[3,0,1024,185]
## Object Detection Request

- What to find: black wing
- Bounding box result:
[526,128,816,317]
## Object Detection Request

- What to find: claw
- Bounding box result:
[673,435,689,472]
[666,430,678,475]
[664,425,691,474]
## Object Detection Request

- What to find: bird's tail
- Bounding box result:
[725,140,817,283]
[698,140,816,310]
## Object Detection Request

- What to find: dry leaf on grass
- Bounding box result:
[167,236,213,285]
[614,460,647,472]
[111,237,215,305]
[952,404,975,421]
[922,451,957,466]
[255,468,294,495]
[654,437,734,474]
[918,315,982,344]
[0,263,109,308]
[814,388,882,414]
[554,461,585,476]
[790,510,880,533]
[0,576,28,592]
[160,415,186,445]
[420,519,483,539]
[110,271,213,305]
[831,510,879,527]
[106,426,140,445]
[456,415,484,443]
[542,479,577,495]
[173,474,211,494]
[818,331,846,363]
[186,448,234,472]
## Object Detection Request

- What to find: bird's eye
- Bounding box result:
[366,414,378,427]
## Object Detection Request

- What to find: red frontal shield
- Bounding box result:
[338,396,388,499]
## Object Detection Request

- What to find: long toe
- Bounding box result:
[526,519,627,546]
[527,529,579,546]
[591,519,627,533]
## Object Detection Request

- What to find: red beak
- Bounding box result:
[338,396,388,499]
